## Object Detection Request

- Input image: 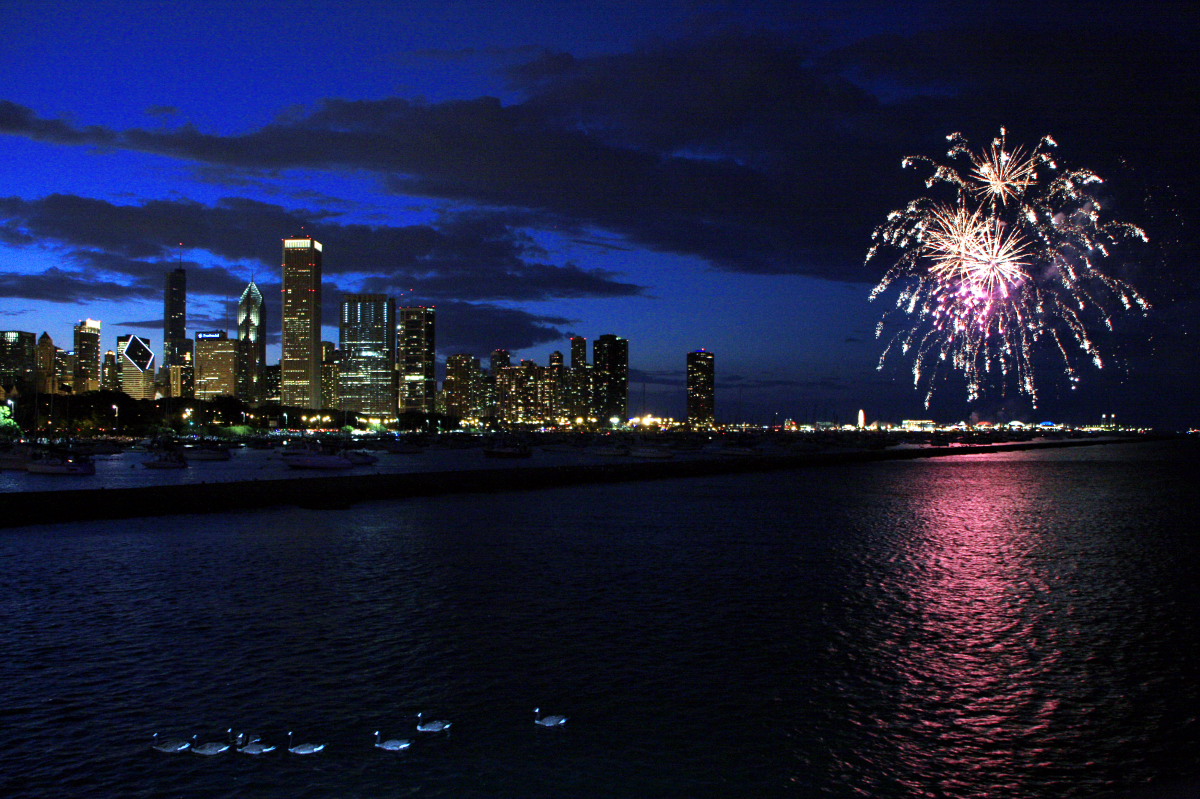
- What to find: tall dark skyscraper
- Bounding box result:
[569,336,587,369]
[281,237,323,408]
[593,334,629,423]
[686,349,715,427]
[340,294,396,417]
[397,306,436,414]
[236,281,266,401]
[0,330,36,392]
[163,266,191,370]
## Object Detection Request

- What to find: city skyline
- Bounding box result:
[0,2,1195,427]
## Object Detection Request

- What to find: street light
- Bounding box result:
[112,404,119,434]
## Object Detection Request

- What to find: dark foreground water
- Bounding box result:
[3,440,1199,798]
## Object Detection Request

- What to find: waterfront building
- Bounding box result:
[194,331,237,400]
[101,350,119,391]
[163,267,191,374]
[280,237,322,408]
[339,294,396,416]
[0,330,36,393]
[486,349,510,419]
[56,351,75,393]
[261,364,281,404]
[35,332,59,394]
[72,319,102,393]
[569,336,587,369]
[593,334,629,424]
[686,349,716,428]
[397,306,436,415]
[166,362,192,399]
[236,281,266,402]
[320,342,340,411]
[117,334,156,400]
[444,353,486,422]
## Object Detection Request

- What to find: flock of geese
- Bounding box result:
[152,709,567,756]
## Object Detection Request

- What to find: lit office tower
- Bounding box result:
[163,267,190,371]
[444,354,485,421]
[117,334,155,399]
[194,331,237,400]
[686,349,716,427]
[73,319,102,393]
[565,336,591,421]
[592,334,629,423]
[397,306,436,414]
[340,294,396,416]
[280,237,323,408]
[236,281,266,402]
[0,330,36,392]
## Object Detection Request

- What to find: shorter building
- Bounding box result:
[444,353,487,422]
[117,335,156,399]
[194,331,237,400]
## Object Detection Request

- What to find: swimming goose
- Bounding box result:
[374,731,412,751]
[534,708,568,727]
[151,733,190,753]
[236,732,276,754]
[190,729,232,756]
[287,731,326,755]
[416,712,452,733]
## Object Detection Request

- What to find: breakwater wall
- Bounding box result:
[0,437,1152,529]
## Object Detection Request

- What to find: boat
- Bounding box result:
[589,443,630,457]
[144,449,188,469]
[630,445,673,459]
[0,443,37,471]
[483,438,532,458]
[26,452,96,475]
[282,443,355,470]
[342,449,378,465]
[184,443,232,461]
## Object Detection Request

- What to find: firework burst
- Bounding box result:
[868,129,1148,407]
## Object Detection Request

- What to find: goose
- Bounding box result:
[190,729,232,756]
[534,708,568,727]
[236,732,276,754]
[151,733,190,753]
[287,731,326,755]
[416,712,452,733]
[374,731,412,751]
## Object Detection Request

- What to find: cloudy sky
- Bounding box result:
[1,0,1196,426]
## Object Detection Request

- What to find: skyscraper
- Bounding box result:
[236,281,266,401]
[686,349,715,427]
[117,334,155,399]
[36,332,58,394]
[444,353,485,422]
[0,331,36,392]
[163,267,191,371]
[281,237,323,408]
[397,306,436,415]
[73,319,102,393]
[340,294,396,417]
[592,334,629,423]
[194,331,238,400]
[569,336,587,369]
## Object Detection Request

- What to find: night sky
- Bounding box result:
[1,0,1196,428]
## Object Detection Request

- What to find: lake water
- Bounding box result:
[2,439,1199,797]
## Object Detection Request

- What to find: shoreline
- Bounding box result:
[0,436,1163,529]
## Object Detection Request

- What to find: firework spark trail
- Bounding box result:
[867,129,1149,407]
